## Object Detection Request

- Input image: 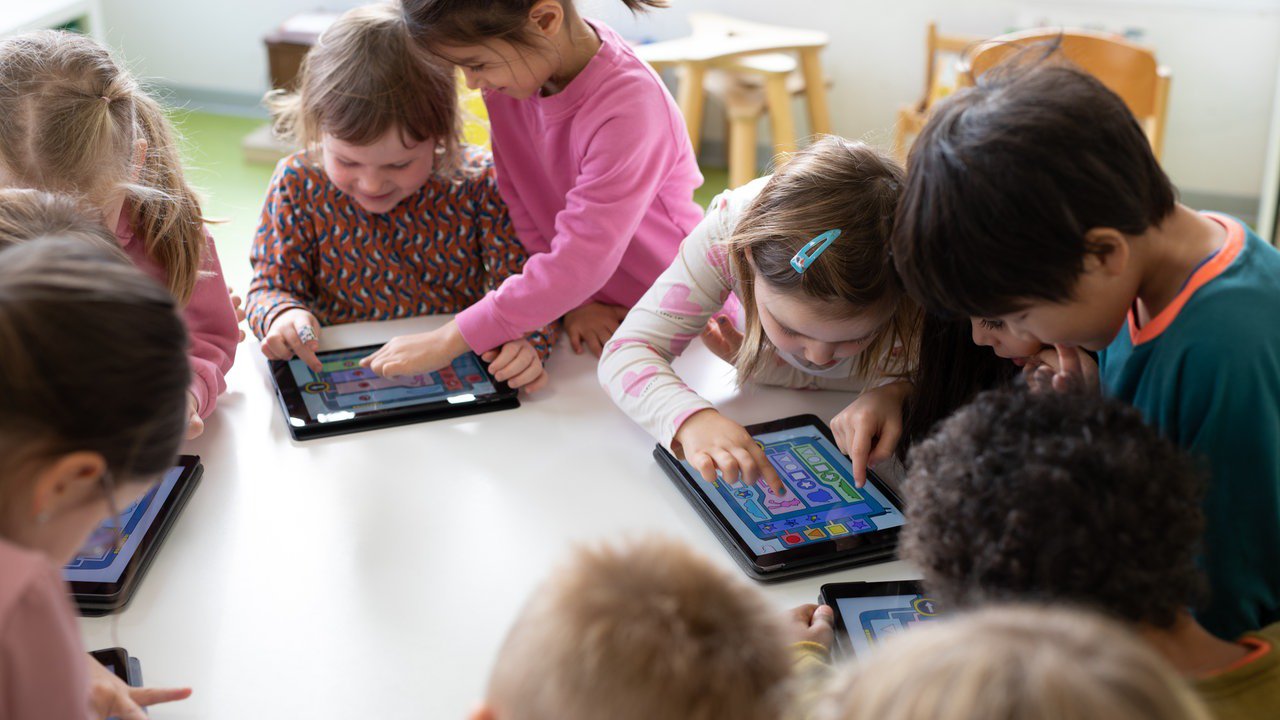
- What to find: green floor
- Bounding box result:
[171,110,730,287]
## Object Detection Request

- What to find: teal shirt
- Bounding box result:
[1101,215,1280,639]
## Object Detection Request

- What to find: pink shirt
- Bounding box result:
[115,210,239,418]
[0,540,92,720]
[455,19,705,353]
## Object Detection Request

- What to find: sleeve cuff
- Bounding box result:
[456,297,517,355]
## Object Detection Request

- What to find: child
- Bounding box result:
[247,4,552,391]
[0,30,239,440]
[815,605,1213,720]
[599,137,917,491]
[470,537,792,720]
[0,239,192,720]
[890,56,1280,639]
[365,0,704,374]
[901,388,1280,718]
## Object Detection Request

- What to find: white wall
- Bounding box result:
[98,0,1280,200]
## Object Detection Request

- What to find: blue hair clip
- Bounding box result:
[790,229,841,274]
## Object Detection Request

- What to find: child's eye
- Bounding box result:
[979,318,1004,330]
[468,64,486,73]
[389,162,411,170]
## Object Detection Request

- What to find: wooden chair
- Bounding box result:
[959,28,1172,160]
[894,22,983,163]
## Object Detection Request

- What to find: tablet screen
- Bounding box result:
[64,465,183,584]
[679,424,905,554]
[835,592,941,656]
[285,349,497,424]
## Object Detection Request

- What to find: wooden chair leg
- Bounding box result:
[677,62,707,156]
[728,111,759,189]
[799,48,831,136]
[764,73,796,154]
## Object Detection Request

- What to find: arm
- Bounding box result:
[1,568,94,720]
[246,164,318,340]
[471,168,558,362]
[597,208,732,449]
[183,230,239,418]
[489,130,548,256]
[457,111,681,353]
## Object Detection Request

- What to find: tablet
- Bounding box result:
[819,581,943,657]
[653,414,906,581]
[90,647,143,687]
[269,345,519,440]
[64,455,202,616]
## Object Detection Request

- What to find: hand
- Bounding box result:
[262,308,321,372]
[362,320,469,378]
[228,286,246,343]
[830,380,912,488]
[185,392,204,440]
[700,315,743,364]
[482,339,549,393]
[87,655,191,720]
[564,302,630,357]
[785,603,835,651]
[673,408,784,493]
[1024,344,1099,395]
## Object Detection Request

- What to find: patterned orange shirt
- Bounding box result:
[247,146,555,358]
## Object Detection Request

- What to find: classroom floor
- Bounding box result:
[171,110,730,287]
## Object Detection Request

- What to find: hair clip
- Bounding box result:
[790,229,841,274]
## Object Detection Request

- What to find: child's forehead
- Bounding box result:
[323,130,427,160]
[434,41,514,64]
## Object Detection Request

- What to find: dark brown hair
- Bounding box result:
[729,136,918,382]
[892,52,1176,318]
[268,4,462,172]
[0,30,209,304]
[0,239,189,485]
[403,0,666,52]
[900,388,1206,629]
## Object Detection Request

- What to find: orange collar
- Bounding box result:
[1201,635,1272,679]
[1128,213,1243,346]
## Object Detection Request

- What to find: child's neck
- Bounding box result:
[1131,204,1227,325]
[541,14,601,96]
[1142,612,1250,678]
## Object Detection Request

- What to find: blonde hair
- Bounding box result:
[0,30,207,304]
[815,605,1213,720]
[267,3,462,173]
[728,136,919,383]
[487,537,791,720]
[0,188,121,254]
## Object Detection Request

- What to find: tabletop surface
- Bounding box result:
[79,315,916,719]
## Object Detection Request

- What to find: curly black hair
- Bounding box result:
[900,388,1206,629]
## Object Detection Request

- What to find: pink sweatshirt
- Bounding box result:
[0,540,92,720]
[116,209,239,418]
[455,19,705,353]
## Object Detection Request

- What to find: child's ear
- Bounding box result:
[1082,227,1131,278]
[130,138,148,184]
[468,702,498,720]
[31,451,107,520]
[528,0,565,38]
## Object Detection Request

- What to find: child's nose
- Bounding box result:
[461,68,482,91]
[805,343,835,366]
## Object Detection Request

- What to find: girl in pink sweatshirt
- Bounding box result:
[363,0,703,378]
[0,236,192,720]
[0,31,239,438]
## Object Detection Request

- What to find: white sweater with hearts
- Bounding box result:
[597,177,900,451]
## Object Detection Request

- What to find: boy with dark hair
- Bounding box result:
[901,388,1280,718]
[891,57,1280,639]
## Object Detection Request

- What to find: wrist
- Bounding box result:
[441,320,472,357]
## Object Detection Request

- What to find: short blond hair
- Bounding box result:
[487,537,791,720]
[0,188,121,254]
[815,605,1212,720]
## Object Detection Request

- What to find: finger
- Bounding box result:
[128,687,193,707]
[691,452,719,484]
[711,448,740,484]
[812,604,834,628]
[185,413,204,440]
[292,320,321,372]
[586,330,606,358]
[728,446,761,486]
[360,346,386,369]
[481,350,498,363]
[791,603,818,622]
[867,418,902,467]
[847,422,875,488]
[503,355,539,387]
[261,334,290,360]
[750,442,784,494]
[568,327,583,354]
[486,342,521,376]
[1056,343,1082,379]
[611,305,631,321]
[523,370,549,394]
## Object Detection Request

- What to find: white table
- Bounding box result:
[80,315,916,719]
